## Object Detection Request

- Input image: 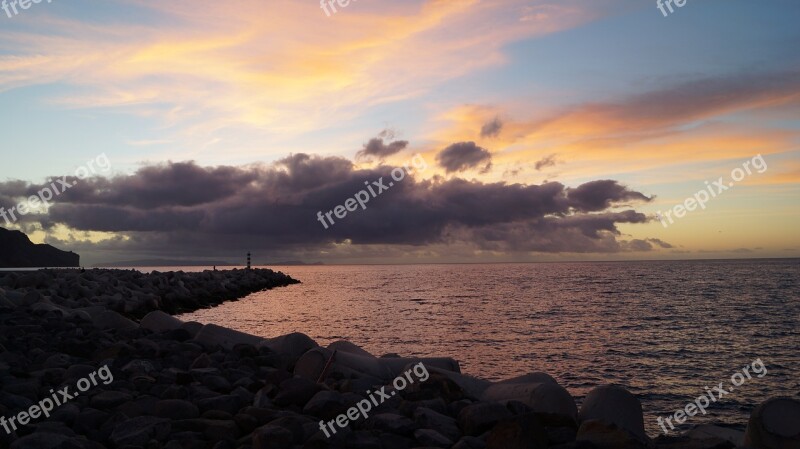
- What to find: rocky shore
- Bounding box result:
[0,269,797,449]
[0,268,300,319]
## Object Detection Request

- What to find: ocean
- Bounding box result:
[174,259,800,436]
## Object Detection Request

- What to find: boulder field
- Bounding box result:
[0,269,797,449]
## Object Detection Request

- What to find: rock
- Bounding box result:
[303,390,348,419]
[193,324,265,350]
[576,419,646,449]
[90,390,133,409]
[171,418,241,440]
[339,431,380,449]
[482,373,577,421]
[376,433,416,449]
[414,428,454,448]
[652,434,735,449]
[140,310,185,332]
[328,340,376,357]
[92,310,138,330]
[577,385,647,445]
[267,415,315,442]
[427,367,492,399]
[260,332,318,362]
[294,344,457,384]
[154,399,200,419]
[688,425,744,446]
[190,353,212,369]
[273,377,322,407]
[458,402,513,436]
[406,371,465,402]
[401,397,449,415]
[364,413,416,436]
[487,413,548,449]
[203,375,232,392]
[196,394,245,415]
[414,407,461,441]
[108,416,171,447]
[454,436,488,449]
[43,353,72,369]
[744,397,800,449]
[252,424,293,449]
[10,432,82,449]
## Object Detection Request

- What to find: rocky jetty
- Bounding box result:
[0,270,797,449]
[0,227,80,268]
[0,268,299,319]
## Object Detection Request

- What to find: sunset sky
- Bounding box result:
[1,0,798,265]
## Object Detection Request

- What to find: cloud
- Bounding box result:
[646,238,674,249]
[0,153,658,259]
[356,131,409,161]
[480,117,503,138]
[0,0,611,156]
[566,180,652,212]
[534,154,558,171]
[436,142,493,173]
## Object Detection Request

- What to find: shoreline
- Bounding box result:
[0,268,796,448]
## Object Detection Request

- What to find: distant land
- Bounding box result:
[94,259,323,267]
[0,227,80,268]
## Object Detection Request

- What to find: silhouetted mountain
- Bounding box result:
[0,227,80,268]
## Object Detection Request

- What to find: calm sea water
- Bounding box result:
[174,260,800,436]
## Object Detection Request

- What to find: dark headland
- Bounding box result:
[0,227,79,268]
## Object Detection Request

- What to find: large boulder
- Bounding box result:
[577,385,648,448]
[744,397,800,449]
[294,341,458,384]
[482,372,577,421]
[140,310,186,332]
[193,324,265,350]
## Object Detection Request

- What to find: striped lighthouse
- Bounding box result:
[247,252,251,270]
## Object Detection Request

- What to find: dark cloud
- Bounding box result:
[534,154,558,171]
[567,180,652,212]
[647,238,673,249]
[356,130,409,160]
[480,117,503,138]
[0,154,658,261]
[436,142,493,173]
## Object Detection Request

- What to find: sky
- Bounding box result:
[0,0,798,265]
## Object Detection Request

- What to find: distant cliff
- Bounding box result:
[0,227,80,268]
